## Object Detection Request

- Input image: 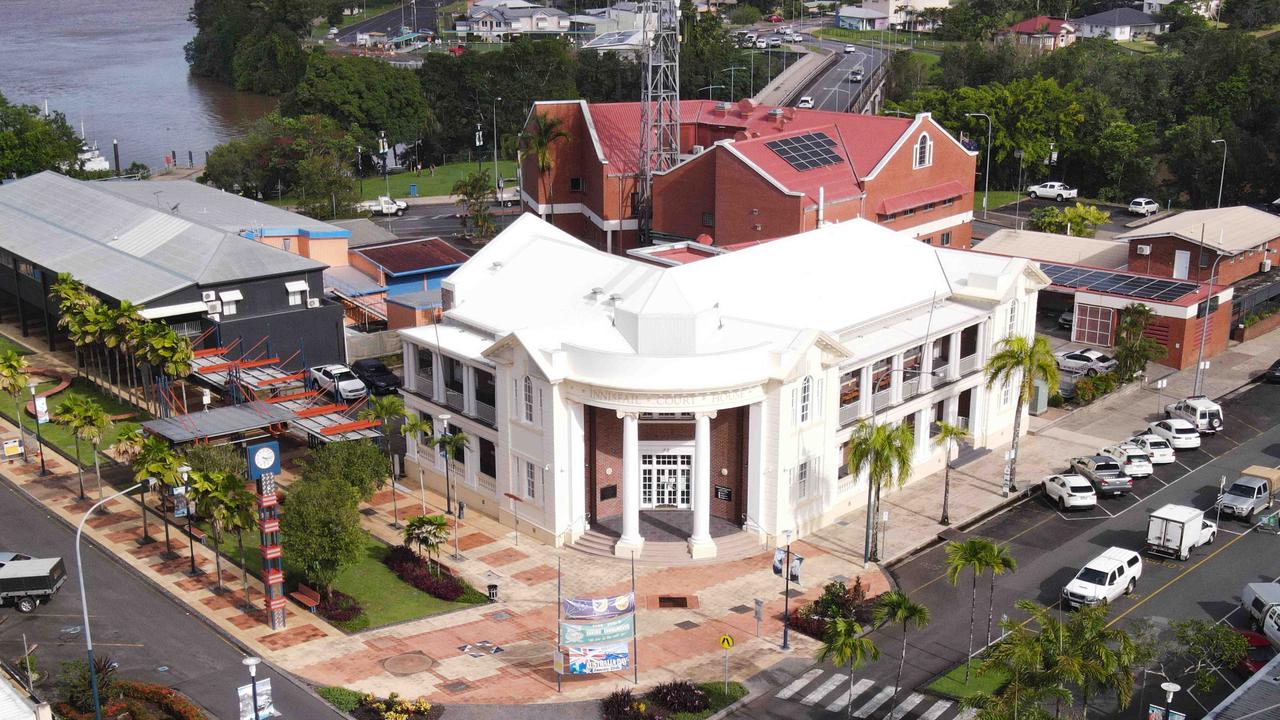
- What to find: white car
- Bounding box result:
[1054,348,1118,376]
[1026,181,1079,201]
[844,44,856,53]
[1148,419,1202,449]
[1129,198,1160,216]
[1061,547,1143,609]
[1042,474,1097,511]
[786,33,804,42]
[768,36,782,47]
[754,38,768,49]
[311,364,368,401]
[1126,434,1176,464]
[1100,444,1153,478]
[848,68,864,82]
[1165,396,1224,434]
[797,96,815,109]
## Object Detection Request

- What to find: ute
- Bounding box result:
[1217,466,1280,522]
[358,196,408,217]
[0,557,67,613]
[1026,181,1078,201]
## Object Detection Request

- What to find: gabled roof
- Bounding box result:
[1077,7,1159,26]
[97,179,348,238]
[1115,206,1280,255]
[357,238,469,275]
[1005,15,1075,34]
[975,229,1129,269]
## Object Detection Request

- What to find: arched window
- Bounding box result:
[523,376,535,423]
[1007,298,1019,337]
[914,133,933,169]
[799,376,813,423]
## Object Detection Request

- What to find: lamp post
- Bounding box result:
[1160,681,1181,719]
[697,84,725,100]
[1193,252,1224,396]
[355,144,363,197]
[379,130,391,198]
[492,96,502,200]
[242,656,261,720]
[27,380,48,477]
[965,112,993,220]
[439,413,453,515]
[781,529,793,651]
[721,66,745,100]
[177,464,200,577]
[77,478,153,720]
[1211,138,1227,208]
[138,476,155,546]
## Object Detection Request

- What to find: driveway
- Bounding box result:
[990,197,1133,237]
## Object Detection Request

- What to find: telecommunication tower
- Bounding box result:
[637,0,680,244]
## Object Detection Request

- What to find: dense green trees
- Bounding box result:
[186,0,324,93]
[284,52,437,148]
[0,93,84,179]
[281,473,365,598]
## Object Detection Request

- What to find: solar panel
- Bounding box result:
[1040,263,1198,302]
[765,132,843,171]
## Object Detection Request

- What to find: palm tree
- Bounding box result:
[400,413,433,514]
[934,421,970,526]
[518,112,570,222]
[816,617,880,717]
[983,335,1058,493]
[359,394,407,527]
[52,273,91,379]
[970,613,1069,720]
[1065,604,1139,718]
[403,514,449,576]
[983,543,1017,647]
[946,537,997,683]
[191,470,256,593]
[873,591,931,718]
[221,483,259,610]
[110,424,150,540]
[52,394,93,499]
[111,301,145,404]
[846,420,914,563]
[133,435,183,555]
[75,399,111,503]
[435,427,471,516]
[0,350,30,465]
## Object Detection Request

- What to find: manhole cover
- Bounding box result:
[359,508,378,516]
[157,666,169,673]
[382,652,434,676]
[441,680,471,694]
[729,605,752,614]
[675,620,700,630]
[487,610,513,621]
[657,595,689,608]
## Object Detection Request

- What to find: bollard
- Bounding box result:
[487,584,498,602]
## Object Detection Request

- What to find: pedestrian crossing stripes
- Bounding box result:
[774,669,965,720]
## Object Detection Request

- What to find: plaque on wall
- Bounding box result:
[715,485,732,502]
[600,485,618,501]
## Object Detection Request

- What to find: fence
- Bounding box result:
[344,328,403,361]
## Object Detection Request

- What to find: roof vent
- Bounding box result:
[768,108,784,118]
[609,293,623,303]
[715,101,732,112]
[589,286,605,298]
[489,261,503,270]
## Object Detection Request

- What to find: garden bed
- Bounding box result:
[925,658,1009,700]
[55,680,209,720]
[0,376,144,466]
[789,578,876,641]
[601,681,747,720]
[318,688,444,720]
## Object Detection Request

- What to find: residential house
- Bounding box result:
[836,6,889,30]
[1075,8,1166,40]
[1118,207,1280,286]
[1001,15,1077,51]
[456,0,571,41]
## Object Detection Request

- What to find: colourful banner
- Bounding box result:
[566,642,630,675]
[560,615,633,645]
[562,592,635,620]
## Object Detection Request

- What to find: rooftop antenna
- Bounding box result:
[637,0,681,245]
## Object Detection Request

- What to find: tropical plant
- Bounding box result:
[187,470,249,591]
[946,537,997,684]
[873,591,930,717]
[518,112,570,221]
[403,514,449,576]
[984,335,1059,493]
[845,420,914,562]
[52,394,93,499]
[1114,303,1168,380]
[400,413,433,514]
[434,427,472,515]
[1067,603,1139,717]
[983,543,1017,647]
[280,475,364,599]
[934,421,970,525]
[359,394,407,523]
[302,439,390,502]
[451,170,497,238]
[965,613,1067,720]
[58,654,118,714]
[816,617,880,718]
[1168,618,1249,693]
[76,399,111,503]
[0,350,31,465]
[132,435,184,553]
[220,479,259,610]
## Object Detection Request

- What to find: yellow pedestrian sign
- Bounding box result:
[719,634,734,650]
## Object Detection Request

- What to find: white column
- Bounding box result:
[463,366,477,416]
[920,339,935,393]
[615,411,644,556]
[947,332,961,381]
[914,409,929,461]
[859,365,873,419]
[568,402,588,536]
[689,411,717,559]
[890,353,905,405]
[433,352,445,402]
[745,401,764,534]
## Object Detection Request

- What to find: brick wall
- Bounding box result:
[709,406,747,523]
[1151,306,1232,369]
[1127,235,1278,286]
[862,118,977,246]
[587,406,623,521]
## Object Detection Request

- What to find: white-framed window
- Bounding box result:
[222,300,238,316]
[1001,379,1013,406]
[525,460,537,499]
[288,290,303,306]
[1007,298,1019,337]
[799,376,813,423]
[914,133,933,168]
[522,376,536,423]
[796,460,810,499]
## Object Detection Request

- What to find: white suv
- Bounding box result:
[1165,396,1223,434]
[1148,419,1201,449]
[1042,474,1097,511]
[311,364,368,401]
[1061,547,1142,609]
[1126,434,1175,464]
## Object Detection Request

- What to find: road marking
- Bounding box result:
[852,687,894,718]
[886,692,924,719]
[825,678,874,712]
[800,673,845,705]
[775,668,822,700]
[918,700,953,720]
[909,513,1055,593]
[1108,527,1252,625]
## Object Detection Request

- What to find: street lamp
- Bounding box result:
[965,112,993,220]
[697,84,725,100]
[439,413,453,515]
[379,130,391,198]
[242,656,262,720]
[1160,681,1181,719]
[77,478,154,720]
[138,476,155,546]
[721,66,745,101]
[176,464,200,577]
[27,380,48,477]
[1211,138,1227,209]
[781,529,793,651]
[492,96,502,200]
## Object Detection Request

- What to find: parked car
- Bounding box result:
[786,32,804,42]
[1061,547,1142,609]
[1126,434,1176,464]
[1129,198,1160,216]
[1235,628,1276,676]
[1067,455,1131,496]
[848,68,864,82]
[1259,359,1280,383]
[797,96,815,109]
[1147,419,1201,449]
[1042,474,1098,511]
[0,558,67,613]
[844,44,856,53]
[356,196,407,217]
[768,36,782,47]
[1217,466,1280,522]
[766,14,783,22]
[754,38,769,49]
[310,364,369,401]
[1027,181,1078,201]
[350,358,402,395]
[1057,309,1074,330]
[1054,348,1117,375]
[1165,396,1223,433]
[1100,444,1153,478]
[1146,503,1216,560]
[1242,582,1280,630]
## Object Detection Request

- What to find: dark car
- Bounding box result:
[1235,628,1276,676]
[350,359,402,395]
[1261,359,1280,383]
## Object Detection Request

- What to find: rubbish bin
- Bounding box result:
[408,183,418,197]
[487,584,499,602]
[457,501,466,520]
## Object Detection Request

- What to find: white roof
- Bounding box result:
[838,7,888,18]
[1116,206,1280,255]
[975,229,1130,269]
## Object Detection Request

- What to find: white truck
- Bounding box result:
[1145,504,1217,560]
[1026,181,1078,201]
[1217,466,1280,522]
[358,196,407,216]
[1243,582,1280,630]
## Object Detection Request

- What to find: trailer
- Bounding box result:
[0,558,67,613]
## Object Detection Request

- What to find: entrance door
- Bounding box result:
[1173,250,1191,280]
[640,451,691,508]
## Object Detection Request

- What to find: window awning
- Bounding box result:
[138,301,209,320]
[878,181,967,216]
[284,280,309,293]
[218,289,244,302]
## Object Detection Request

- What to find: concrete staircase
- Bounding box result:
[570,527,766,564]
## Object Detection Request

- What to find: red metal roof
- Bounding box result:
[357,238,469,275]
[649,244,720,264]
[1005,15,1074,34]
[877,181,968,215]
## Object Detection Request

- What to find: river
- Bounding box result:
[0,0,276,170]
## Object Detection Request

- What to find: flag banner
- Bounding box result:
[562,592,635,620]
[566,642,630,675]
[772,547,786,575]
[560,615,633,645]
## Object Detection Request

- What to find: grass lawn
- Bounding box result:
[356,159,517,201]
[0,333,34,356]
[1117,40,1159,54]
[0,377,144,468]
[203,525,478,633]
[926,658,1008,700]
[977,190,1025,213]
[671,683,748,720]
[913,50,941,68]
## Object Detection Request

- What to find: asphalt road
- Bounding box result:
[790,38,888,112]
[0,476,345,720]
[335,2,436,44]
[732,379,1280,720]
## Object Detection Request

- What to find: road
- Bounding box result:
[788,36,889,112]
[335,2,436,44]
[0,476,345,720]
[732,379,1280,719]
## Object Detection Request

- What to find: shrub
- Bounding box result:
[646,680,710,713]
[58,656,118,713]
[118,681,209,720]
[318,588,364,623]
[600,688,649,720]
[1047,393,1064,408]
[319,686,364,712]
[382,545,467,601]
[1074,375,1098,404]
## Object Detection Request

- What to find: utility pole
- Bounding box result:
[492,96,502,200]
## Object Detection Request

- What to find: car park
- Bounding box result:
[1147,419,1201,449]
[1126,434,1176,464]
[310,364,369,401]
[1026,181,1078,201]
[1128,198,1160,216]
[1067,455,1131,496]
[1042,474,1098,511]
[797,96,815,109]
[1165,396,1223,433]
[350,358,402,395]
[1061,547,1142,609]
[1260,359,1280,383]
[1100,444,1153,478]
[1054,348,1118,375]
[1235,628,1276,676]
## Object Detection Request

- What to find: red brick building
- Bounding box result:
[519,99,977,254]
[1118,207,1280,286]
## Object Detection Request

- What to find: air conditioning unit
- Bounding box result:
[205,300,222,314]
[306,298,321,308]
[1136,245,1152,256]
[691,145,705,155]
[201,290,216,302]
[207,313,220,322]
[1264,258,1273,273]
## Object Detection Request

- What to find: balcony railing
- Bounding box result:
[958,354,980,375]
[901,377,920,400]
[839,402,862,427]
[478,472,497,494]
[414,372,434,397]
[444,387,465,412]
[476,400,496,426]
[932,362,951,382]
[873,388,892,411]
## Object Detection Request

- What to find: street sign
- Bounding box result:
[719,634,734,692]
[753,598,764,637]
[3,438,22,458]
[719,634,734,650]
[475,126,483,147]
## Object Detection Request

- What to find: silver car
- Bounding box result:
[1054,348,1118,376]
[1068,455,1132,496]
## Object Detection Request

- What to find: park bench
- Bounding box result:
[289,583,321,612]
[187,525,207,545]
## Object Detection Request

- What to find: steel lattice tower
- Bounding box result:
[638,0,680,245]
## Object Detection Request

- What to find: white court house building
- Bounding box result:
[399,214,1048,560]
